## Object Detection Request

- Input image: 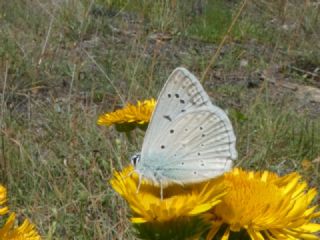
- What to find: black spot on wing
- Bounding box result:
[163,115,172,121]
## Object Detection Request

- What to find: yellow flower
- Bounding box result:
[0,185,41,240]
[0,185,9,215]
[205,168,320,240]
[110,166,227,223]
[97,99,156,128]
[0,213,41,240]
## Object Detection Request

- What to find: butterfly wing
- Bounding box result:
[137,67,237,184]
[143,109,236,184]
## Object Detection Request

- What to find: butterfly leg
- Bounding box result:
[123,170,135,180]
[136,174,143,194]
[160,181,163,200]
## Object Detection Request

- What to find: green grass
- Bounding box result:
[0,0,319,239]
[186,0,237,42]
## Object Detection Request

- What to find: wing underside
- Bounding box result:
[138,68,237,184]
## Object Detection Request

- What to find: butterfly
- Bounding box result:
[131,67,237,199]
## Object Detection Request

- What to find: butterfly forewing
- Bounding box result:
[138,67,237,185]
[141,68,211,155]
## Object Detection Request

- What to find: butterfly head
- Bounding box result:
[130,153,141,167]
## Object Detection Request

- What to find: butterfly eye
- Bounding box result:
[131,154,141,167]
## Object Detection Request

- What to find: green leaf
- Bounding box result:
[115,123,137,132]
[133,217,209,240]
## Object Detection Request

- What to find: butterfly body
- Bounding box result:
[131,68,237,194]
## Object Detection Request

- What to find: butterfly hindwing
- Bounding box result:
[143,108,236,184]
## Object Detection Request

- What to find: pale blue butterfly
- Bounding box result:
[131,67,237,199]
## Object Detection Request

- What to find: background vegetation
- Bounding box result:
[0,0,319,239]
